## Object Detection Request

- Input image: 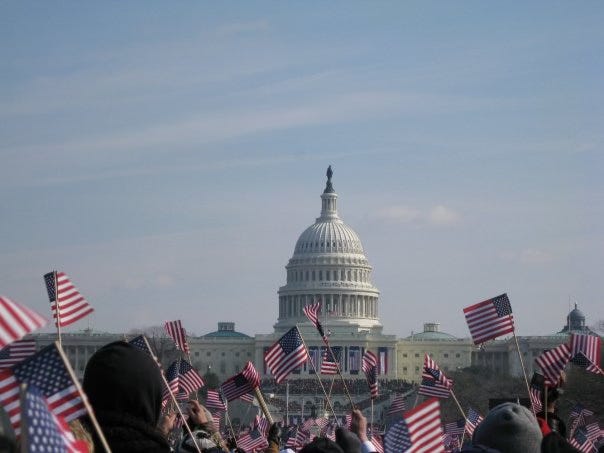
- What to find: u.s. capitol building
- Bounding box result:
[33,168,599,386]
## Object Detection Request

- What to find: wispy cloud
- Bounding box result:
[374,204,462,227]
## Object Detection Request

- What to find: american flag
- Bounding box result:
[237,428,268,452]
[177,359,204,395]
[384,398,445,453]
[164,320,190,354]
[220,362,259,402]
[0,339,37,369]
[285,427,308,449]
[163,360,180,401]
[464,407,483,437]
[253,414,271,437]
[535,343,571,386]
[210,412,222,433]
[314,417,329,432]
[349,348,361,372]
[321,348,338,375]
[585,420,602,443]
[0,296,46,350]
[303,299,328,342]
[345,413,352,429]
[569,428,594,453]
[240,392,255,403]
[387,394,407,415]
[206,390,227,411]
[570,333,601,367]
[444,419,465,436]
[0,343,86,435]
[43,272,94,327]
[572,352,604,376]
[362,350,379,398]
[463,293,514,345]
[265,327,308,384]
[570,404,594,432]
[419,354,452,399]
[370,434,385,453]
[21,384,88,453]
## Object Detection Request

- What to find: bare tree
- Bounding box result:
[128,325,180,367]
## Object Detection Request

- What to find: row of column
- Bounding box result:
[278,294,378,319]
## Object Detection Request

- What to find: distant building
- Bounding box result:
[27,169,600,386]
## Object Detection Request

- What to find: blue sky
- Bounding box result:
[1,2,602,338]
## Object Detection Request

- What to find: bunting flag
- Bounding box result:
[164,320,190,354]
[303,299,328,342]
[205,390,227,411]
[384,398,445,453]
[265,327,308,384]
[0,296,46,350]
[463,293,514,345]
[362,350,379,398]
[387,394,407,415]
[220,361,260,401]
[0,339,37,369]
[464,407,484,437]
[0,343,85,435]
[20,384,88,452]
[419,354,452,399]
[237,428,269,452]
[321,348,338,375]
[535,343,572,386]
[43,272,94,327]
[570,333,601,367]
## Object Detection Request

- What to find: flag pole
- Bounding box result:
[324,342,356,410]
[138,336,202,453]
[450,389,469,445]
[54,271,62,347]
[253,387,274,424]
[54,342,112,453]
[512,331,534,415]
[370,398,374,438]
[296,325,339,423]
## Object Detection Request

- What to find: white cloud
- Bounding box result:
[428,205,461,226]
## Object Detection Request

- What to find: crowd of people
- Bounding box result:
[260,378,412,397]
[1,339,600,453]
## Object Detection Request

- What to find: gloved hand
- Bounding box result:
[268,423,282,444]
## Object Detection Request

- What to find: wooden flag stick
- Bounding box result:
[512,331,535,415]
[296,326,339,423]
[224,409,238,448]
[253,387,274,424]
[54,342,112,453]
[54,271,62,347]
[138,335,202,453]
[324,342,356,410]
[450,389,469,446]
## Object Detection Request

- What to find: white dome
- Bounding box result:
[294,220,364,256]
[275,167,381,333]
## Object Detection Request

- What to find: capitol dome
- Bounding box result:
[275,167,381,332]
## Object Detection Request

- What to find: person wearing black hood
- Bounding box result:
[83,341,171,453]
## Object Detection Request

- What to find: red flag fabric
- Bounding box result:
[43,272,93,327]
[384,398,445,453]
[463,293,514,345]
[0,296,46,350]
[535,343,571,386]
[362,350,379,398]
[164,320,190,354]
[265,327,308,384]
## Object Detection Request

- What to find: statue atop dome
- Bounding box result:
[324,165,335,194]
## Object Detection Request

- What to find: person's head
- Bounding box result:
[83,341,164,425]
[473,402,542,453]
[299,437,344,453]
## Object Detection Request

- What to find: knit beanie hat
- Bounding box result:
[83,341,164,426]
[300,437,344,453]
[473,402,542,453]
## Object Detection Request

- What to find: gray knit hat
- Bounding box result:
[472,402,542,453]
